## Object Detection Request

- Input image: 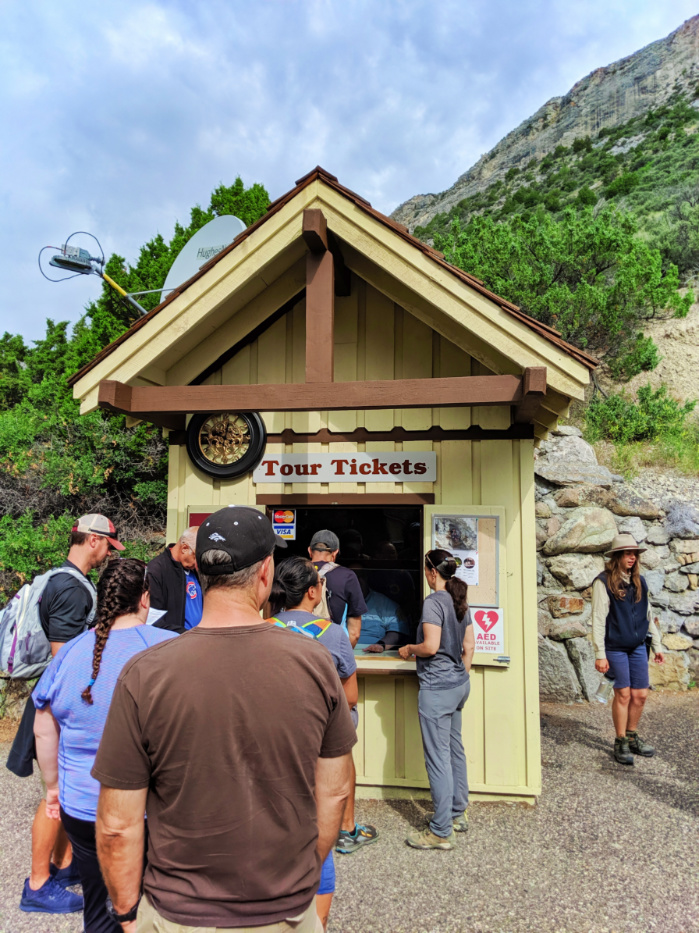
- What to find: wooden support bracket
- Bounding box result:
[514,367,547,424]
[302,209,328,253]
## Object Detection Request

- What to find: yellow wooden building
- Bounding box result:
[70,167,594,803]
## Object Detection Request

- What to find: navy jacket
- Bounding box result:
[596,571,649,651]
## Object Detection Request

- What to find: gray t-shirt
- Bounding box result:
[416,590,471,690]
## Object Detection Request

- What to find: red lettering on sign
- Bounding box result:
[261,460,279,476]
[389,462,402,475]
[331,459,348,475]
[359,463,371,475]
[372,459,388,475]
[413,462,427,475]
[280,464,293,476]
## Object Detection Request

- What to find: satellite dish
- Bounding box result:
[160,214,246,302]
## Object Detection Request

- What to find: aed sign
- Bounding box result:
[472,608,504,654]
[272,509,296,540]
[253,452,436,484]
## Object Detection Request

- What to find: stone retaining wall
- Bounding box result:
[536,427,699,700]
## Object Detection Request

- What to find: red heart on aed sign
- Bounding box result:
[474,610,499,633]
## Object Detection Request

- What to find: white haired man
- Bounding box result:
[147,527,202,633]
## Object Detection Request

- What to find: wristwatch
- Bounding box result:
[106,896,141,923]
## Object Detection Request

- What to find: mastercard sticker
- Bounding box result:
[273,509,296,540]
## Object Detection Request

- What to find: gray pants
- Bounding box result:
[418,679,470,838]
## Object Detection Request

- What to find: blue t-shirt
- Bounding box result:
[33,625,176,820]
[356,589,411,646]
[184,571,203,630]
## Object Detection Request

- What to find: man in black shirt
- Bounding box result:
[309,530,366,647]
[8,513,123,915]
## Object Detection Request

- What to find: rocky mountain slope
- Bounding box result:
[393,15,699,230]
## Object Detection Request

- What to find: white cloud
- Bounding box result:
[0,0,696,340]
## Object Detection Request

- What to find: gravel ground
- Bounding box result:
[0,693,697,933]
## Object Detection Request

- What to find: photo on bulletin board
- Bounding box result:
[432,515,479,586]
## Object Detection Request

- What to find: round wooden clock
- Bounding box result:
[186,411,267,479]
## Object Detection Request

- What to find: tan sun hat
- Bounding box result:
[604,533,647,558]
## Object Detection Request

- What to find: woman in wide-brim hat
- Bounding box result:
[592,534,664,765]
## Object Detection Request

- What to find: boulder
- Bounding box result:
[536,523,548,550]
[547,516,562,537]
[535,501,552,519]
[617,516,647,543]
[605,490,661,520]
[670,538,699,554]
[664,571,689,593]
[640,548,662,571]
[669,593,699,615]
[658,611,684,634]
[546,554,604,589]
[662,632,694,651]
[565,637,599,701]
[538,634,582,701]
[547,594,585,617]
[644,569,666,597]
[542,508,618,556]
[535,436,615,488]
[650,592,670,609]
[687,648,699,682]
[679,561,699,573]
[547,617,589,640]
[649,651,690,690]
[645,527,670,546]
[687,574,698,591]
[683,616,699,636]
[553,426,582,437]
[536,556,546,585]
[554,486,610,509]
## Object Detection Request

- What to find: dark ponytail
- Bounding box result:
[269,556,320,614]
[425,548,468,622]
[82,558,148,704]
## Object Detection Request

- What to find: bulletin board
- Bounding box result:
[424,505,508,667]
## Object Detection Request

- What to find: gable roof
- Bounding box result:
[69,166,596,388]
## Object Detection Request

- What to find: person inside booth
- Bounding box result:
[354,570,411,653]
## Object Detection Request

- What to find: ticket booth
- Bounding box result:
[70,167,594,803]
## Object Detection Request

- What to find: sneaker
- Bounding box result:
[50,861,82,888]
[336,823,379,854]
[20,876,84,913]
[613,736,634,766]
[626,730,655,757]
[406,828,454,850]
[424,811,469,833]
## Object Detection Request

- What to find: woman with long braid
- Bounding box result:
[399,549,475,850]
[32,559,176,933]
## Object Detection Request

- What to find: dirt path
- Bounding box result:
[1,693,697,933]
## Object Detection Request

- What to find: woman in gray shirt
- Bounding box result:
[399,549,475,849]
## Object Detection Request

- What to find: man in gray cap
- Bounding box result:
[93,506,355,932]
[309,530,366,648]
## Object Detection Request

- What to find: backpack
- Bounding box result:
[313,562,349,631]
[269,616,333,640]
[0,567,97,680]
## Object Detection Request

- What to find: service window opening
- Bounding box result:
[267,506,423,647]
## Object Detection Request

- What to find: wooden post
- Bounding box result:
[304,209,334,384]
[514,367,547,423]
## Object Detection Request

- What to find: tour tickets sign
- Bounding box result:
[471,607,505,654]
[253,452,436,483]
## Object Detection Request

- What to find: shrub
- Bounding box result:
[584,384,696,444]
[604,172,640,199]
[609,334,660,380]
[572,136,592,153]
[576,186,598,207]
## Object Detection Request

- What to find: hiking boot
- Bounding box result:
[50,861,82,889]
[406,828,454,850]
[20,876,84,913]
[613,736,634,766]
[336,822,379,854]
[452,811,469,833]
[626,730,655,757]
[424,811,469,833]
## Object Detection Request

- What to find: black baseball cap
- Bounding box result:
[196,506,287,574]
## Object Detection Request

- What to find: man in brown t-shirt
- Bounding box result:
[92,506,356,932]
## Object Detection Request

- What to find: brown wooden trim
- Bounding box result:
[266,425,533,442]
[98,382,184,430]
[327,230,351,297]
[306,250,334,383]
[256,493,435,505]
[98,374,525,417]
[169,424,533,445]
[302,209,328,253]
[514,366,547,424]
[190,290,305,387]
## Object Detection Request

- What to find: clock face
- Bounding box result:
[197,413,252,466]
[186,411,267,478]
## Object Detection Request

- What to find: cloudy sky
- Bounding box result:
[1,0,696,342]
